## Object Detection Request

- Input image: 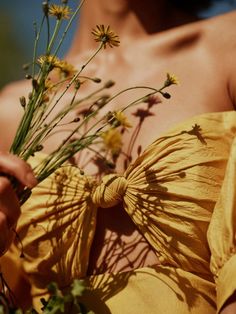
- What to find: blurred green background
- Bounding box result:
[0,0,78,89]
[0,0,236,89]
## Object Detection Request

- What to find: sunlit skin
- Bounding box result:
[0,0,236,312]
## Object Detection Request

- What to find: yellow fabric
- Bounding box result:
[15,161,97,294]
[82,266,216,314]
[207,134,236,312]
[3,110,236,313]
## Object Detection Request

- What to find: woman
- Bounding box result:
[1,0,236,313]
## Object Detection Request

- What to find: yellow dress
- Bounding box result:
[3,111,236,313]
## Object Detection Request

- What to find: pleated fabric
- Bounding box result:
[3,110,236,313]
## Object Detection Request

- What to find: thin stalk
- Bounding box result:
[35,135,97,182]
[20,82,80,160]
[106,86,163,108]
[45,11,50,49]
[38,51,105,128]
[47,19,62,54]
[32,16,46,77]
[10,92,41,155]
[78,89,165,139]
[53,0,86,56]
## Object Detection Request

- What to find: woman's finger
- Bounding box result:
[0,151,37,188]
[0,176,21,227]
[0,211,15,256]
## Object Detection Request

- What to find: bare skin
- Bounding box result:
[0,1,236,312]
[0,153,37,255]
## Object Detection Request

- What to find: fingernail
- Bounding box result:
[25,173,38,188]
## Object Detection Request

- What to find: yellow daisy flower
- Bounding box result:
[164,73,179,87]
[91,25,120,49]
[57,60,77,77]
[49,4,72,20]
[100,128,122,155]
[113,111,132,128]
[38,55,60,68]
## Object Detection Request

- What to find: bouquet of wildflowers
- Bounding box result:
[1,0,178,312]
[9,1,177,203]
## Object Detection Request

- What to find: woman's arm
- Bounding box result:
[0,151,37,255]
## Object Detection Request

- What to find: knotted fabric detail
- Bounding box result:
[92,174,128,208]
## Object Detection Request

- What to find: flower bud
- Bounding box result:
[92,77,102,83]
[42,2,49,15]
[162,92,171,99]
[73,117,81,123]
[19,96,26,108]
[104,80,115,89]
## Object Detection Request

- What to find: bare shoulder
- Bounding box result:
[202,10,236,45]
[0,79,31,151]
[200,10,236,105]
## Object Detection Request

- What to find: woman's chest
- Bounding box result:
[41,45,234,174]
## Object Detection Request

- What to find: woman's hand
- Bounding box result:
[0,152,37,256]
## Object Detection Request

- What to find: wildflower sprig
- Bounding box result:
[48,4,72,20]
[92,24,120,48]
[8,1,178,197]
[164,73,179,87]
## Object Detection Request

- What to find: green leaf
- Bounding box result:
[43,295,65,314]
[47,282,59,295]
[71,279,86,297]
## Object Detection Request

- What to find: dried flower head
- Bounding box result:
[38,56,76,78]
[112,111,132,128]
[91,25,120,49]
[19,96,26,108]
[57,60,77,77]
[49,4,72,20]
[164,73,179,87]
[38,55,61,69]
[100,128,122,155]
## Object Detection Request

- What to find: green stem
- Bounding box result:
[32,16,45,77]
[107,86,162,106]
[47,19,62,54]
[53,0,86,56]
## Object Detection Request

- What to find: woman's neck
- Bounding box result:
[67,0,198,56]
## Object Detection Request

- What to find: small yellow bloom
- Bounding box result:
[57,60,77,77]
[44,78,54,91]
[113,111,132,128]
[100,128,122,155]
[91,25,120,49]
[38,56,76,78]
[38,55,60,68]
[164,73,179,87]
[49,4,72,20]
